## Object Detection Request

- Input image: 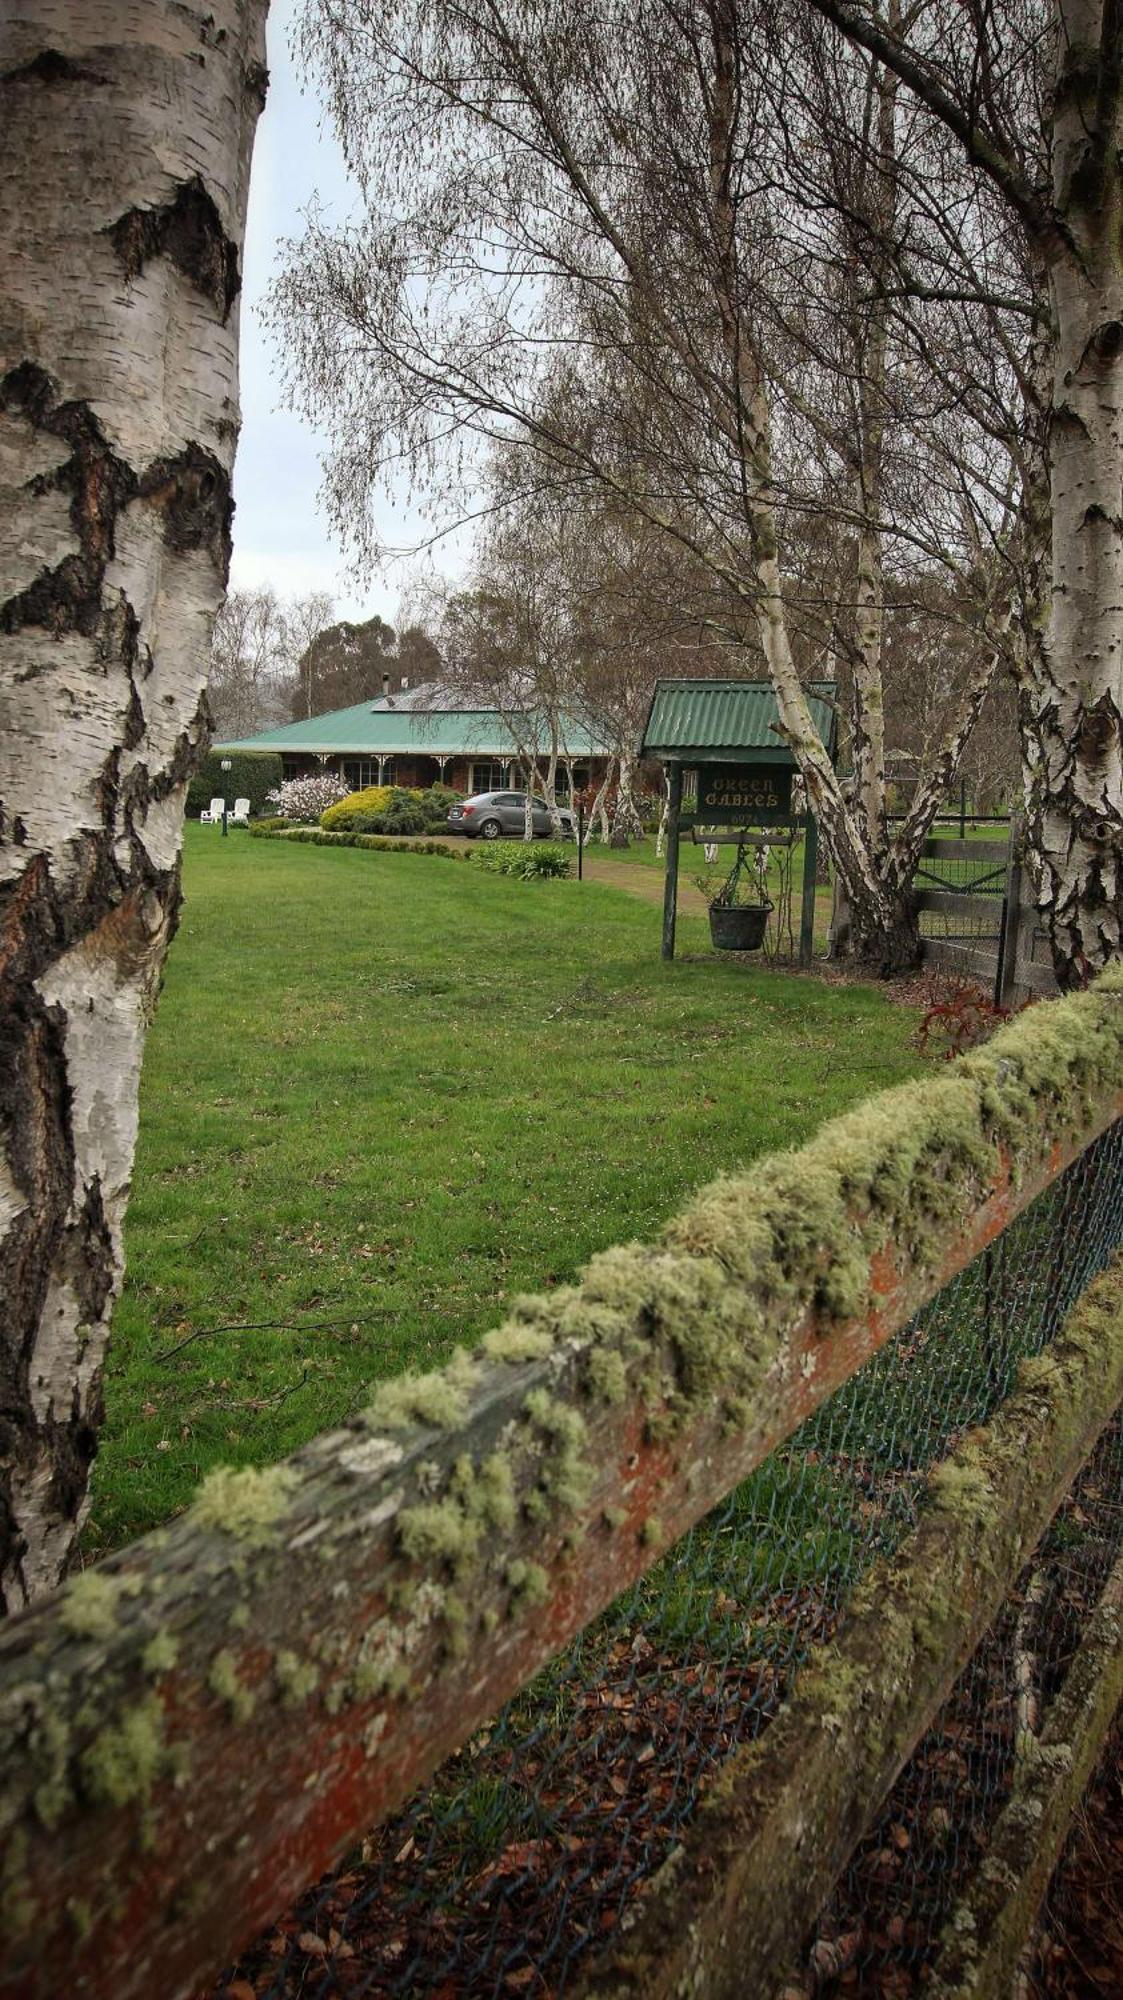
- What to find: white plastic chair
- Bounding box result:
[200,795,226,824]
[231,797,251,822]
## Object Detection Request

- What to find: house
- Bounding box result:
[214,682,613,800]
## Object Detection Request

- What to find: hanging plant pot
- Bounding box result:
[708,901,771,951]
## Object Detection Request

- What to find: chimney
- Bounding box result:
[381,672,390,698]
[401,676,409,691]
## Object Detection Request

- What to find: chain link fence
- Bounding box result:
[221,1122,1123,1999]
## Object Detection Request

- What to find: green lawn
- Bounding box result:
[86,826,923,1554]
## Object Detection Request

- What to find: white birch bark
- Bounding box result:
[543,731,563,837]
[655,766,671,858]
[848,6,902,863]
[705,6,922,971]
[1027,0,1123,982]
[0,0,268,1608]
[587,758,616,842]
[610,749,644,845]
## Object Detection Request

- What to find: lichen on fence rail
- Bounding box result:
[2,973,1123,2000]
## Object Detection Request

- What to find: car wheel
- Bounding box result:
[480,818,503,839]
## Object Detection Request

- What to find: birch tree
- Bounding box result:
[208,585,290,737]
[277,0,1016,971]
[806,0,1123,980]
[439,568,572,837]
[281,586,336,719]
[0,0,269,1608]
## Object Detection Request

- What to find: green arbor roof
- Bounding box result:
[215,701,610,758]
[639,680,837,763]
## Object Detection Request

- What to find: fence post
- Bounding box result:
[661,763,682,961]
[799,812,818,967]
[998,819,1025,1009]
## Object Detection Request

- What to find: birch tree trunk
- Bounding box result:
[1029,1,1123,984]
[805,0,1123,986]
[543,735,563,836]
[0,0,268,1610]
[655,767,671,858]
[587,758,616,843]
[706,2,923,974]
[610,749,644,845]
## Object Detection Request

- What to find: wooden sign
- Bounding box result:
[693,764,792,820]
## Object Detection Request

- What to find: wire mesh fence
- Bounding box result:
[220,1120,1123,2000]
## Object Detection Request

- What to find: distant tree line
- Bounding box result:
[207,588,442,738]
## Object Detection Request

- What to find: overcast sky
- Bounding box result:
[229,0,464,626]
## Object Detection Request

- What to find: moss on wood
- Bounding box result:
[59,1573,124,1641]
[207,1649,254,1724]
[4,977,1123,1999]
[80,1697,166,1809]
[190,1464,296,1545]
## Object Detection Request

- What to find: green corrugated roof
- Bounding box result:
[639,680,837,761]
[216,703,610,758]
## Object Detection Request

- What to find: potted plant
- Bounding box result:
[701,843,773,951]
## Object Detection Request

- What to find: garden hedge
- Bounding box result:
[187,750,283,818]
[248,827,471,860]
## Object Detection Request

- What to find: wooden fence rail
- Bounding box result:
[3,973,1123,1999]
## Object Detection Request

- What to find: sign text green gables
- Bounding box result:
[689,764,793,822]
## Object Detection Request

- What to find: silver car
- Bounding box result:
[447,791,576,839]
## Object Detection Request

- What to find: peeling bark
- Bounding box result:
[1026,5,1123,985]
[0,0,269,1609]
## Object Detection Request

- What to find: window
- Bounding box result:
[471,762,507,794]
[556,766,589,801]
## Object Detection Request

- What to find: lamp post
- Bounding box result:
[220,758,231,837]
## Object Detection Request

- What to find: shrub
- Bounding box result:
[250,826,471,861]
[915,980,1013,1061]
[370,791,431,835]
[320,784,461,833]
[266,773,350,823]
[248,815,291,834]
[187,750,283,818]
[474,843,572,881]
[418,783,464,815]
[320,784,396,831]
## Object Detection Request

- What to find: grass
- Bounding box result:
[86,825,923,1554]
